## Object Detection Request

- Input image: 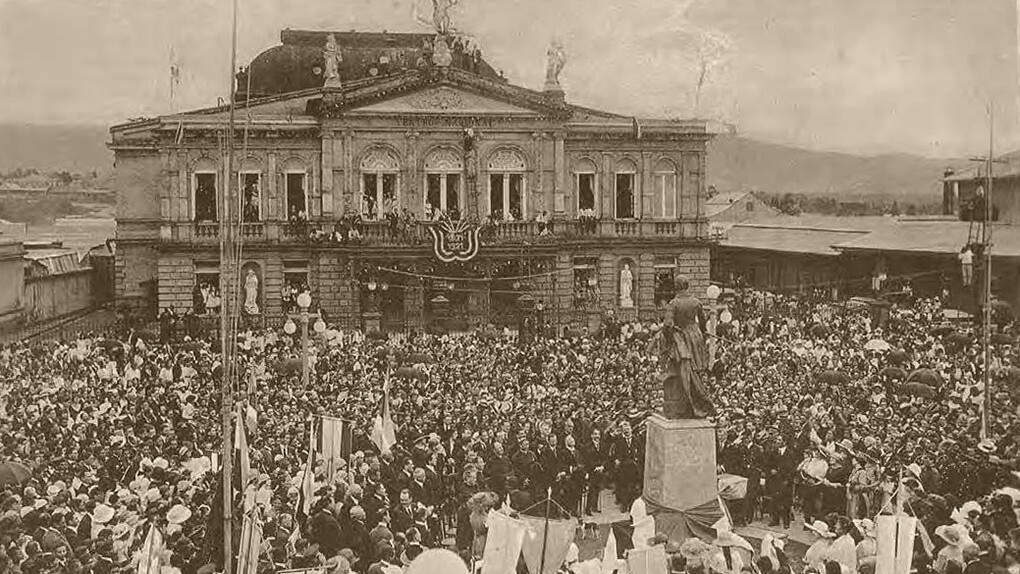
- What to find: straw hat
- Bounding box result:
[935,524,967,546]
[713,531,753,551]
[92,504,115,524]
[805,520,835,538]
[166,504,192,525]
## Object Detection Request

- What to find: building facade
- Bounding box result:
[110,30,713,333]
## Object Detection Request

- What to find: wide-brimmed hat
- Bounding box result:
[853,518,875,538]
[92,504,115,524]
[805,520,835,538]
[112,522,131,539]
[935,524,968,546]
[713,531,753,551]
[166,504,192,525]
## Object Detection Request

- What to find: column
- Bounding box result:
[321,133,334,216]
[553,132,565,214]
[343,130,354,215]
[267,152,278,220]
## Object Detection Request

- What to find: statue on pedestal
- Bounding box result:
[619,263,634,308]
[648,276,714,419]
[244,268,260,315]
[323,34,342,87]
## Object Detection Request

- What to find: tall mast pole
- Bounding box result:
[220,0,240,570]
[981,105,994,441]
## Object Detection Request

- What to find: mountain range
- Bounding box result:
[0,123,963,202]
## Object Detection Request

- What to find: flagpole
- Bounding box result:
[539,487,552,574]
[220,0,239,569]
[981,104,994,441]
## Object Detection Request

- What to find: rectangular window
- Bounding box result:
[445,173,461,217]
[240,173,262,222]
[654,173,676,218]
[285,173,307,221]
[425,173,461,219]
[508,174,523,220]
[489,174,505,219]
[615,173,635,219]
[194,173,217,222]
[578,173,596,213]
[654,256,678,306]
[572,256,599,309]
[426,174,442,215]
[283,261,310,314]
[363,173,398,220]
[193,269,221,315]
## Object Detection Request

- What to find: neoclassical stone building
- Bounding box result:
[110,29,712,333]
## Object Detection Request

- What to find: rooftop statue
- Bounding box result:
[432,0,458,35]
[545,41,566,90]
[323,33,342,87]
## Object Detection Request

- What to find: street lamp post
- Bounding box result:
[284,292,327,388]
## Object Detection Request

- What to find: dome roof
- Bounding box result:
[236,30,502,100]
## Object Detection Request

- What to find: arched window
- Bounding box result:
[574,158,598,215]
[192,157,218,222]
[487,149,527,221]
[653,158,677,218]
[360,148,400,220]
[614,158,637,219]
[282,157,308,222]
[423,148,463,220]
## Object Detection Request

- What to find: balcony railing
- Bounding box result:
[163,217,709,246]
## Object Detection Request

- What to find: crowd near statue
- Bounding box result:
[648,275,715,419]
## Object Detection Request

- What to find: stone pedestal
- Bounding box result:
[362,311,381,334]
[642,414,717,512]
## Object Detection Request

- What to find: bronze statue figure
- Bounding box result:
[648,276,715,419]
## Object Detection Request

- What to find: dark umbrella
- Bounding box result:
[134,329,159,342]
[998,366,1020,384]
[811,324,830,338]
[944,332,973,347]
[879,366,907,380]
[98,339,123,352]
[991,333,1015,345]
[887,350,910,365]
[280,358,302,374]
[907,368,943,387]
[931,325,955,337]
[900,382,936,399]
[0,461,32,487]
[406,353,434,365]
[366,331,388,341]
[817,370,849,385]
[180,341,205,352]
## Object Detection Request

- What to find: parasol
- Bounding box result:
[134,329,159,342]
[98,339,124,352]
[394,366,428,381]
[997,366,1020,383]
[930,324,956,337]
[990,333,1015,345]
[0,461,32,487]
[879,366,907,380]
[864,339,891,352]
[906,368,943,387]
[944,332,973,347]
[887,349,909,365]
[406,352,434,365]
[280,358,302,374]
[899,382,936,399]
[180,341,205,352]
[811,324,830,338]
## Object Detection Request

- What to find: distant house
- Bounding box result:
[943,150,1020,223]
[0,240,25,329]
[706,191,777,223]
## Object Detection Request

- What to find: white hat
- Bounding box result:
[854,518,875,538]
[152,457,169,470]
[805,520,835,538]
[112,522,131,539]
[905,463,923,478]
[144,488,162,503]
[166,504,192,525]
[92,504,115,524]
[960,501,983,516]
[935,524,967,546]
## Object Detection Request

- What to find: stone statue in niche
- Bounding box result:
[620,263,634,308]
[647,275,714,419]
[244,268,260,315]
[544,41,566,90]
[323,34,342,87]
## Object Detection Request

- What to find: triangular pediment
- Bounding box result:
[349,86,541,116]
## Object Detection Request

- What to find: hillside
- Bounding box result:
[0,123,969,202]
[707,134,964,202]
[0,124,112,173]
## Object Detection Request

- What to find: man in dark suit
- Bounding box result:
[581,428,610,515]
[484,442,513,500]
[557,434,582,516]
[537,434,560,494]
[610,422,642,510]
[390,489,416,536]
[764,435,798,529]
[343,506,373,572]
[408,467,431,508]
[511,437,537,492]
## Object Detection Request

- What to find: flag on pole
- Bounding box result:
[319,416,353,480]
[371,377,397,454]
[235,405,252,490]
[136,524,164,574]
[236,512,263,574]
[296,419,316,528]
[876,515,916,574]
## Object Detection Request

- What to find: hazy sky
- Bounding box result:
[0,0,1017,157]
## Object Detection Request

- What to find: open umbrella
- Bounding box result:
[931,324,956,337]
[279,358,302,374]
[180,341,205,352]
[944,332,973,347]
[991,333,1015,345]
[887,350,910,365]
[907,368,944,387]
[997,366,1020,383]
[134,329,159,342]
[811,324,830,338]
[943,309,972,321]
[864,339,891,352]
[899,382,936,399]
[817,370,849,385]
[406,353,434,365]
[0,461,32,487]
[879,366,907,380]
[98,339,124,352]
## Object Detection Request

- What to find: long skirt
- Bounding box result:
[662,359,715,419]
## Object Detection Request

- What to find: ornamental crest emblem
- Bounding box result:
[428,218,480,262]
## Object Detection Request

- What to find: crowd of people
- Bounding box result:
[1,288,1018,574]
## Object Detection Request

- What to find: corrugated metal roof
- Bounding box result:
[944,150,1020,181]
[833,220,1020,258]
[23,249,90,277]
[719,224,870,256]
